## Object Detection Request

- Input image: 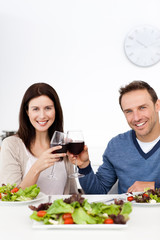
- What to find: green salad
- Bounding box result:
[0,183,40,201]
[29,194,132,225]
[132,188,160,203]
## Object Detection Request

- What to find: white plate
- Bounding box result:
[0,192,47,206]
[131,201,160,206]
[32,220,128,229]
[126,192,160,206]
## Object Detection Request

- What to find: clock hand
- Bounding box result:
[136,40,147,48]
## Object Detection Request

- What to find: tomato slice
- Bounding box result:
[142,193,149,197]
[127,196,134,201]
[104,218,114,224]
[64,218,74,224]
[62,213,72,220]
[37,210,47,217]
[11,187,19,193]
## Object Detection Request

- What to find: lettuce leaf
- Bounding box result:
[0,183,16,193]
[47,199,74,214]
[84,201,121,216]
[121,202,132,215]
[72,207,104,224]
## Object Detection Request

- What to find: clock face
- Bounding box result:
[124,25,160,67]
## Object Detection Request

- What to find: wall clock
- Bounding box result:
[124,25,160,67]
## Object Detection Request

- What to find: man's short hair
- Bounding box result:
[119,80,158,109]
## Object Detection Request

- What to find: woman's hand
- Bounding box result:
[67,145,90,169]
[34,145,67,173]
[19,145,67,189]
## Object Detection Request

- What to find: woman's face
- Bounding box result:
[27,95,56,133]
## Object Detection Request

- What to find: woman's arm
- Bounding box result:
[0,136,66,189]
[0,136,24,185]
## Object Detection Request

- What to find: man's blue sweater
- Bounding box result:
[79,130,160,194]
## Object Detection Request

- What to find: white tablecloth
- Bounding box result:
[0,194,160,240]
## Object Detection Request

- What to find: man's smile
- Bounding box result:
[135,122,146,127]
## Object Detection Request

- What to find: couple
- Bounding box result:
[1,80,160,195]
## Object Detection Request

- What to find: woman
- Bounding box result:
[0,83,78,195]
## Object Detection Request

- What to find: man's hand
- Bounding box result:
[127,181,155,193]
[67,145,90,168]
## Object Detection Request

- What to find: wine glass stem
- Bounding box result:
[75,158,78,174]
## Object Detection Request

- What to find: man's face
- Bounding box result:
[121,89,160,141]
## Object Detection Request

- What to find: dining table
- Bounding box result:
[0,193,159,240]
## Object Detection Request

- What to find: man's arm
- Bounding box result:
[79,162,117,194]
[67,145,117,194]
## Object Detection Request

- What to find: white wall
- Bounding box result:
[0,0,160,165]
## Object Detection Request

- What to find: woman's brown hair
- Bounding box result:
[17,83,63,152]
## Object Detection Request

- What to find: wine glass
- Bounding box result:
[67,130,85,178]
[47,131,67,180]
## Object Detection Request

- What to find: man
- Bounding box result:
[68,81,160,194]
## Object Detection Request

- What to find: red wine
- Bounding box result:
[68,141,84,155]
[50,143,68,153]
